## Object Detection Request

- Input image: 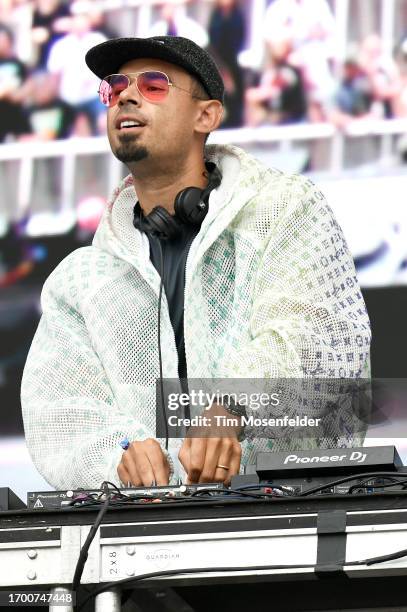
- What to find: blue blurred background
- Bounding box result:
[1,0,407,501]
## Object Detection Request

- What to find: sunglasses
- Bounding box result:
[98,70,202,107]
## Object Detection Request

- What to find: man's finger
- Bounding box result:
[125,442,155,486]
[201,438,232,483]
[178,438,191,473]
[144,439,170,485]
[187,438,207,483]
[118,459,141,487]
[222,441,242,486]
[117,463,131,486]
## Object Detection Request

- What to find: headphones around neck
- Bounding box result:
[133,161,222,240]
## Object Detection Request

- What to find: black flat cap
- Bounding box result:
[85,35,224,103]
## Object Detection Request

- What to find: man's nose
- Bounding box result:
[118,80,142,106]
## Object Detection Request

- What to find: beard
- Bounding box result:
[113,133,148,164]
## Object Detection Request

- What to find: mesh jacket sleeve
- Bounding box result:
[220,180,371,443]
[21,273,175,490]
[222,182,371,377]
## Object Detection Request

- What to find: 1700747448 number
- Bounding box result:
[0,591,75,606]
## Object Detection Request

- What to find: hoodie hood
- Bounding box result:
[92,145,272,279]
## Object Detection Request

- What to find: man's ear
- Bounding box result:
[194,100,224,137]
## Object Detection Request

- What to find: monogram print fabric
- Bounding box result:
[21,145,371,489]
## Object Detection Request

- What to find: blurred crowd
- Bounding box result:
[0,0,407,143]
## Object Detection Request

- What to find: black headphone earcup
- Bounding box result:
[174,187,208,225]
[133,203,181,240]
[148,206,181,240]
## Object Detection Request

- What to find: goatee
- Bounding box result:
[114,134,148,163]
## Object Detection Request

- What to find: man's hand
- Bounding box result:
[178,404,243,485]
[117,438,170,486]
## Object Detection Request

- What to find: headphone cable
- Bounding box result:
[139,207,169,452]
[137,165,222,454]
[157,239,169,451]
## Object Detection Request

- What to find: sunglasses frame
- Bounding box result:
[98,70,206,107]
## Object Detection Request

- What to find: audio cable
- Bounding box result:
[157,239,169,451]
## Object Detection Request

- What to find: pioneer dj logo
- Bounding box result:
[145,549,180,569]
[284,451,367,464]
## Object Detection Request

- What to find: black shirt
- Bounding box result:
[0,58,31,142]
[146,222,200,385]
[263,63,307,123]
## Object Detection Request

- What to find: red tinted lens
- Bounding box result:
[137,71,169,101]
[99,74,129,107]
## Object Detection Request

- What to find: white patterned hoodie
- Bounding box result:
[21,145,371,489]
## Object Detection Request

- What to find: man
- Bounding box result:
[245,37,307,126]
[0,23,31,142]
[263,0,337,121]
[147,2,208,48]
[21,36,371,491]
[46,1,106,136]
